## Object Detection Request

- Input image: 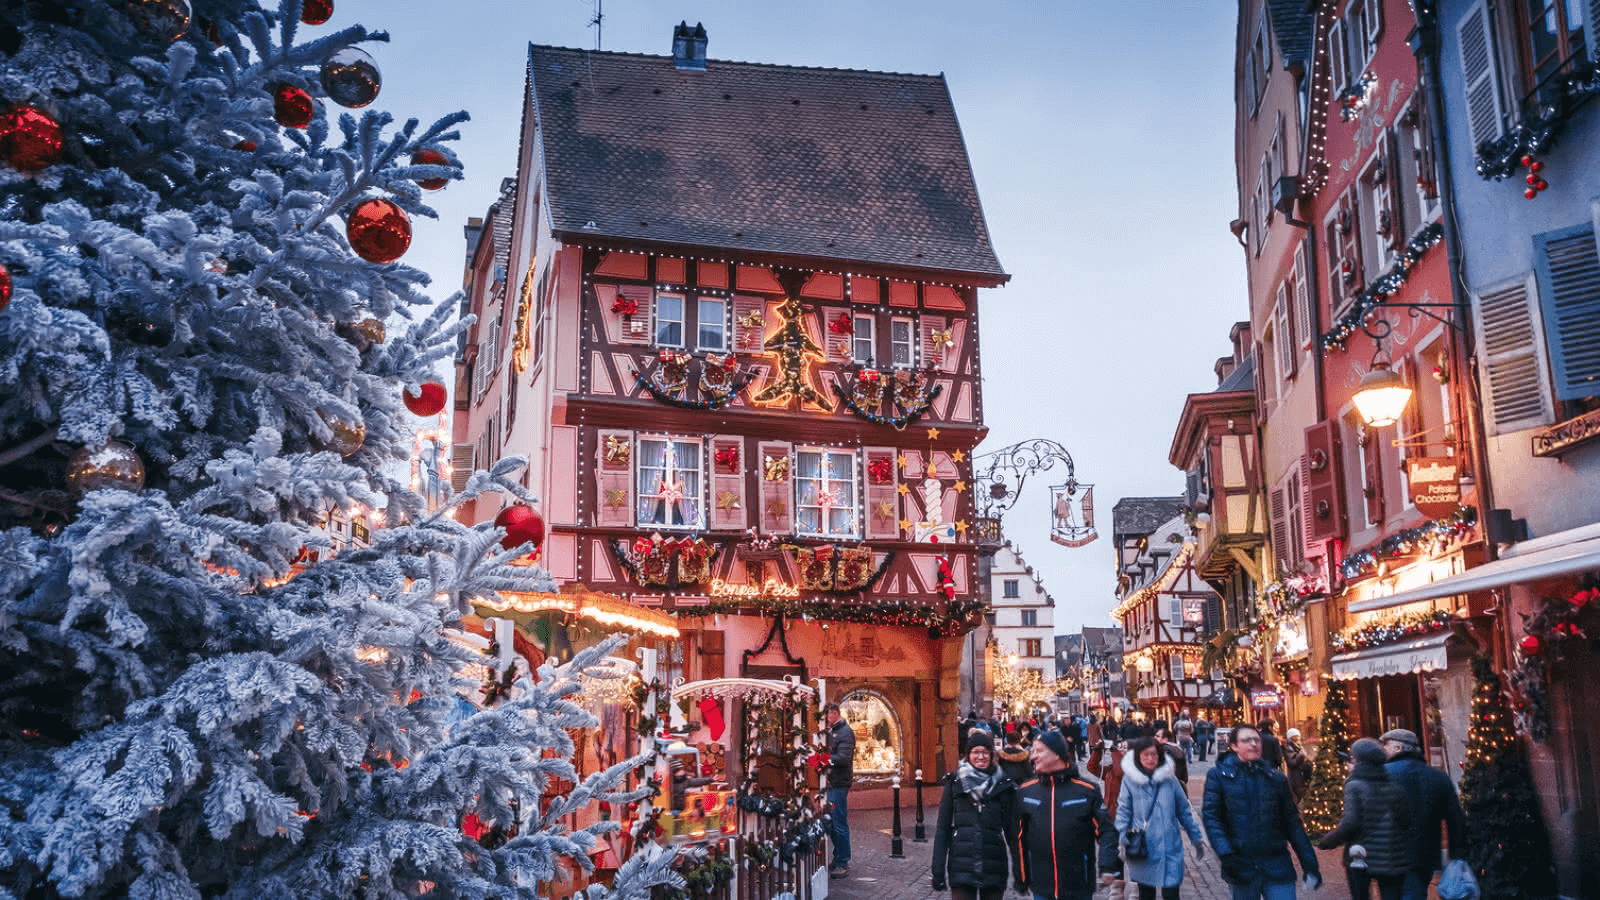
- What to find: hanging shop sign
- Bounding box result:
[709,577,801,600]
[1407,456,1461,518]
[1249,687,1284,708]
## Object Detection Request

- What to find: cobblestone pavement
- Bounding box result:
[824,758,1419,900]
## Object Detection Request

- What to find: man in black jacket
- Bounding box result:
[1202,723,1320,899]
[1381,728,1465,900]
[824,703,856,879]
[1014,729,1119,900]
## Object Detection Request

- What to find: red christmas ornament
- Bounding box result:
[1530,160,1544,172]
[1571,587,1599,607]
[1519,634,1542,654]
[0,106,64,172]
[495,504,545,552]
[403,381,447,417]
[1520,154,1534,167]
[233,139,257,152]
[1526,173,1539,185]
[0,262,10,312]
[300,0,333,25]
[1536,179,1549,191]
[1525,189,1539,200]
[411,148,450,190]
[272,84,314,129]
[345,197,411,263]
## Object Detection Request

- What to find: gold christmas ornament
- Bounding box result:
[324,417,366,456]
[66,440,146,493]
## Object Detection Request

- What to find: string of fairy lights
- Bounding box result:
[1319,222,1445,350]
[1338,504,1476,580]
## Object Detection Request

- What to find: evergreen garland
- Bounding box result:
[1299,680,1351,838]
[1459,656,1557,900]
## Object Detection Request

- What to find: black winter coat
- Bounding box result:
[996,745,1032,786]
[1201,754,1320,885]
[1015,768,1120,898]
[931,765,1020,891]
[1316,760,1411,875]
[1385,751,1465,874]
[826,719,856,789]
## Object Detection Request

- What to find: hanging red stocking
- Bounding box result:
[698,696,726,741]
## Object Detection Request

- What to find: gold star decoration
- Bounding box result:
[872,500,894,520]
[899,518,914,532]
[897,453,909,469]
[952,450,967,463]
[896,482,910,495]
[716,491,741,511]
[603,488,627,509]
[955,520,969,536]
[766,498,788,519]
[926,427,941,441]
[953,480,967,493]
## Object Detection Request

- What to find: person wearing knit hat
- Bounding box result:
[932,726,1020,899]
[1015,730,1120,899]
[1382,728,1465,899]
[1318,738,1411,899]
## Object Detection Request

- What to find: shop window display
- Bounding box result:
[840,690,902,774]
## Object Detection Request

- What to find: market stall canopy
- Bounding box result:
[1330,632,1453,680]
[670,676,815,703]
[476,583,680,638]
[1348,529,1600,614]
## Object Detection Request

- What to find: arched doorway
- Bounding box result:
[840,689,903,775]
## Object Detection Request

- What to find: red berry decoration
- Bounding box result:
[346,197,411,263]
[0,262,10,312]
[494,504,546,553]
[272,84,314,129]
[411,148,450,190]
[1520,633,1542,654]
[301,0,333,25]
[402,381,448,417]
[0,106,64,172]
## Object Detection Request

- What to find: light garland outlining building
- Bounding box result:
[986,541,1056,716]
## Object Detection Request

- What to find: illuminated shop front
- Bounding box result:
[840,689,903,775]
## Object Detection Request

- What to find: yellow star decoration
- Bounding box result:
[926,427,941,441]
[955,520,969,536]
[897,453,908,469]
[716,491,741,511]
[767,498,788,519]
[872,500,894,520]
[896,482,910,495]
[603,488,627,509]
[899,518,914,532]
[953,480,967,493]
[952,450,967,463]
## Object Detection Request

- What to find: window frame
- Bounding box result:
[1003,579,1021,599]
[852,314,877,365]
[636,435,704,530]
[889,317,916,368]
[696,296,728,352]
[793,447,859,539]
[653,292,686,348]
[1513,0,1589,98]
[1021,609,1038,627]
[1169,653,1187,681]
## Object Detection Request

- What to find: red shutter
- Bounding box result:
[1362,428,1386,525]
[863,447,899,540]
[757,441,793,535]
[1304,421,1346,542]
[921,315,952,372]
[733,295,766,352]
[1399,357,1425,460]
[1269,486,1289,575]
[595,429,634,527]
[1300,451,1319,561]
[823,306,851,362]
[1340,189,1365,299]
[709,435,747,530]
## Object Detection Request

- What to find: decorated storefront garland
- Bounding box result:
[1338,505,1477,581]
[681,593,983,636]
[1251,577,1318,634]
[1321,222,1446,350]
[635,350,754,410]
[612,535,721,587]
[1330,609,1456,654]
[835,366,943,427]
[1510,577,1599,742]
[1474,60,1600,181]
[794,545,885,592]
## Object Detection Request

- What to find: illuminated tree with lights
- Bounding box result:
[1459,656,1557,900]
[1299,679,1350,837]
[992,662,1056,715]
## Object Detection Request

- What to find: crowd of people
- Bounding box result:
[910,710,1464,900]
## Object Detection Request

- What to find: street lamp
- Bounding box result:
[1352,359,1413,427]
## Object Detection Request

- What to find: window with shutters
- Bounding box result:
[1254,163,1270,254]
[795,449,857,538]
[1293,243,1313,352]
[1270,485,1289,572]
[654,293,685,347]
[1342,0,1382,75]
[1329,16,1351,92]
[1275,283,1297,381]
[1325,189,1364,316]
[1022,638,1043,658]
[1458,2,1507,148]
[637,437,702,528]
[890,318,915,368]
[1514,0,1588,98]
[1250,15,1269,112]
[1170,596,1183,628]
[697,297,727,351]
[1356,420,1386,526]
[1395,95,1442,230]
[852,314,876,364]
[1359,147,1399,274]
[1170,654,1187,681]
[1286,470,1304,568]
[1533,224,1600,404]
[1473,274,1555,433]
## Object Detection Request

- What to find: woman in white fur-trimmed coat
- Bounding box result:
[1115,737,1207,899]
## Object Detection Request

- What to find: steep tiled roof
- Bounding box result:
[526,45,1007,283]
[1111,496,1186,540]
[1265,0,1315,67]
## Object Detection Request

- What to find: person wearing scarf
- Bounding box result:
[932,729,1021,900]
[1116,737,1207,900]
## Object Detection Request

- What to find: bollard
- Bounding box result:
[912,768,927,842]
[890,773,905,859]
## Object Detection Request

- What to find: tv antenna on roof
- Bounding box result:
[589,0,604,50]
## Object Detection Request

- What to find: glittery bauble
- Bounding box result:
[301,0,333,25]
[1520,634,1542,654]
[272,83,315,129]
[495,504,546,552]
[403,381,448,417]
[320,46,381,108]
[351,316,385,346]
[0,106,64,172]
[0,262,10,312]
[66,440,146,493]
[346,197,411,263]
[324,417,365,456]
[411,148,450,190]
[124,0,191,41]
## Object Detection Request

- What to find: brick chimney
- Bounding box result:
[672,21,707,71]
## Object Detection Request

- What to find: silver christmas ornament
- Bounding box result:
[320,47,381,108]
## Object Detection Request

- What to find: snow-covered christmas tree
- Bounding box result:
[0,1,676,897]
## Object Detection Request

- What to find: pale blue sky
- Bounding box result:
[343,0,1247,632]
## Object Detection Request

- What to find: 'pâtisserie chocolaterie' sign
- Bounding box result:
[1407,456,1460,517]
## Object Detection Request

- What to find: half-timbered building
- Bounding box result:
[456,26,1006,782]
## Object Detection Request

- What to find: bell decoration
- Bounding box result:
[0,106,64,172]
[403,381,448,417]
[66,440,146,494]
[494,504,546,553]
[272,84,315,129]
[320,46,381,108]
[300,0,333,25]
[410,148,451,190]
[346,197,411,263]
[124,0,191,41]
[323,416,365,456]
[0,261,11,312]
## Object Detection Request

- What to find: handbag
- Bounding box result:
[1438,859,1480,900]
[1123,783,1152,860]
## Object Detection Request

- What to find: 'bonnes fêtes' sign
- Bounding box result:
[709,578,800,600]
[1407,455,1460,517]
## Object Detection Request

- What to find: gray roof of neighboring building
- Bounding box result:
[1111,497,1187,539]
[1265,0,1316,66]
[1217,352,1255,393]
[525,44,1007,282]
